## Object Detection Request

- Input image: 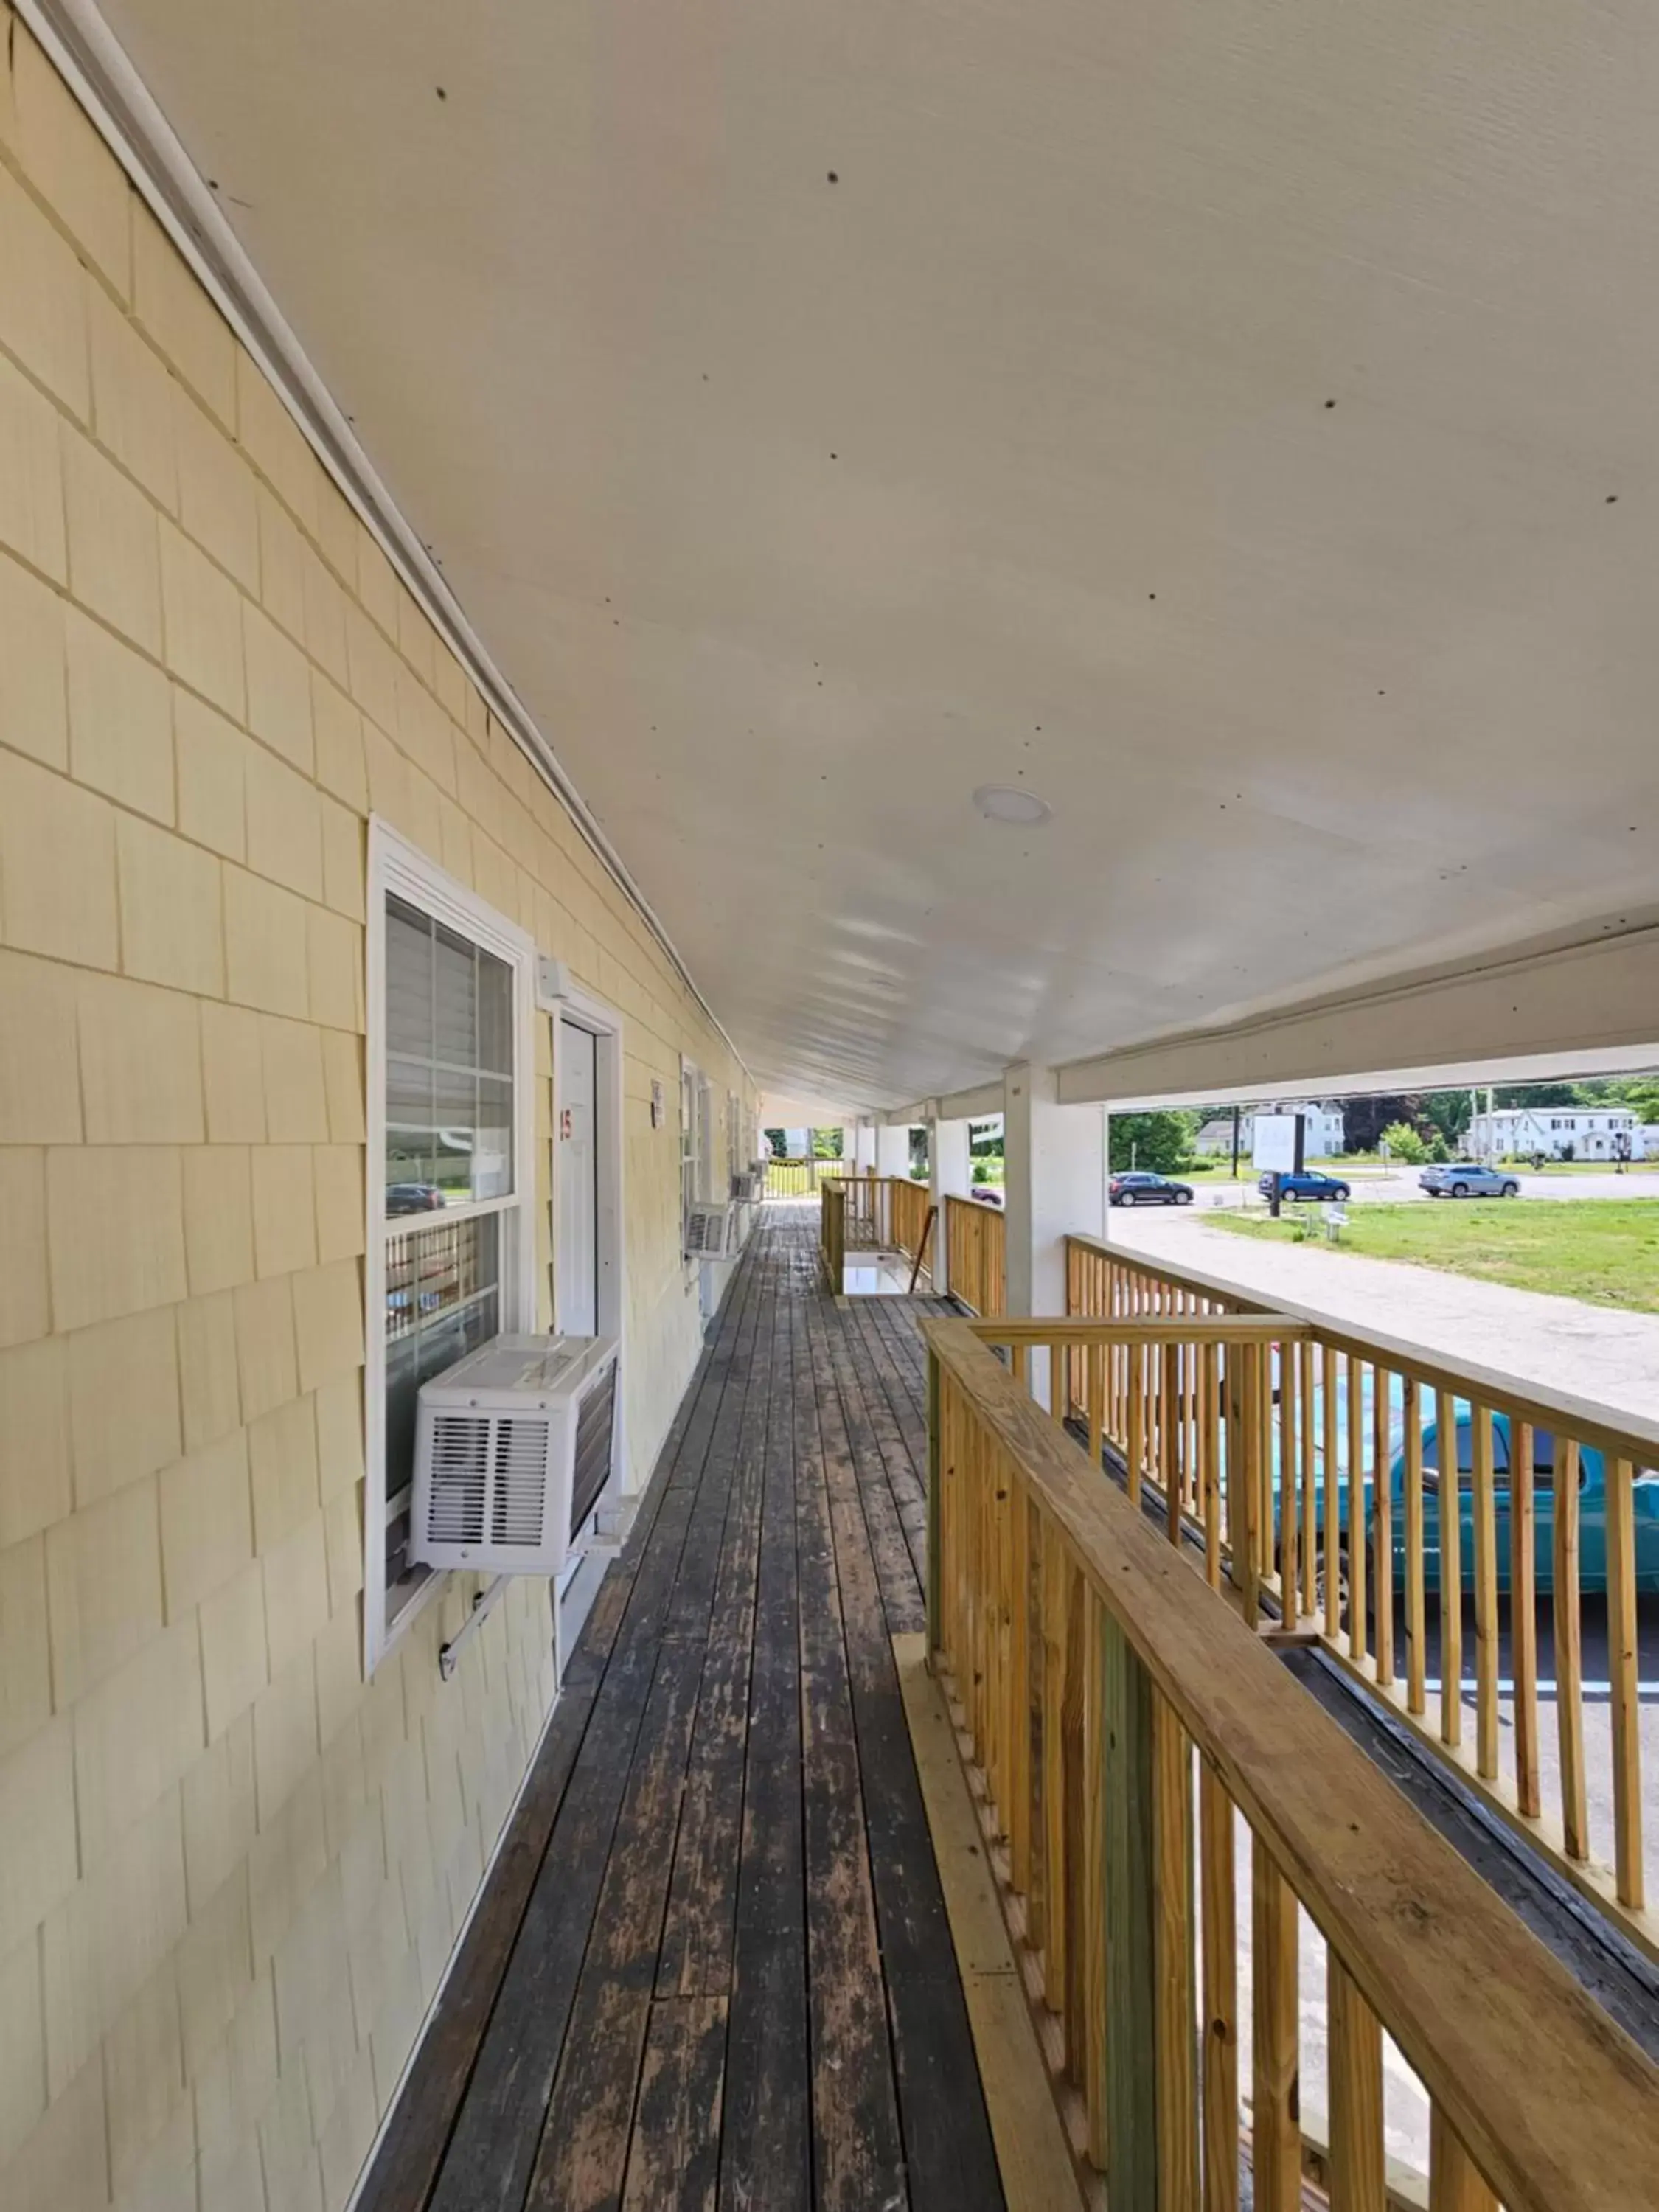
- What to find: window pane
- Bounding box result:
[478,948,512,1075]
[386,898,433,1061]
[434,924,477,1068]
[476,1075,512,1200]
[386,1057,437,1196]
[433,1065,479,1206]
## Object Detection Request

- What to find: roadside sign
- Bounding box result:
[1252,1116,1298,1173]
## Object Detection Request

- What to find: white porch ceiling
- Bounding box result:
[97,0,1659,1107]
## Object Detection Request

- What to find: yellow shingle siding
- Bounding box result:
[0,24,752,2211]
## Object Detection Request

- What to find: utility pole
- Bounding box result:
[1230,1102,1241,1180]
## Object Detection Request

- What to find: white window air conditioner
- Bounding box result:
[411,1333,620,1575]
[729,1169,765,1203]
[684,1200,734,1259]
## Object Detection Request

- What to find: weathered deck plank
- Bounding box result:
[369,1206,1002,2212]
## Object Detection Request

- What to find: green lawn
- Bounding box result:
[1210,1199,1659,1314]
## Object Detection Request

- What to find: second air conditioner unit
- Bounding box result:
[684,1200,735,1259]
[411,1333,620,1576]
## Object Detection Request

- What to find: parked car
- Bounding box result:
[1418,1163,1520,1198]
[969,1186,1004,1207]
[1109,1172,1194,1207]
[1259,1367,1659,1596]
[1257,1169,1351,1203]
[387,1182,445,1216]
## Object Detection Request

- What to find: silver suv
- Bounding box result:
[1418,1163,1520,1199]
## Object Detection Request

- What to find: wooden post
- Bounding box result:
[1347,1355,1366,1660]
[1372,1368,1393,1685]
[1198,1762,1238,2212]
[1251,1840,1301,2212]
[1436,1388,1463,1749]
[1607,1456,1644,1909]
[1470,1404,1499,1781]
[1428,2107,1498,2212]
[1102,1606,1158,2206]
[1329,1956,1385,2212]
[1554,1440,1588,1860]
[1153,1697,1199,2212]
[1511,1421,1540,1819]
[1403,1378,1426,1717]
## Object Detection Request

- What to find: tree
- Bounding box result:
[1343,1094,1424,1152]
[810,1128,844,1158]
[1379,1119,1430,1164]
[1109,1110,1197,1175]
[762,1128,785,1158]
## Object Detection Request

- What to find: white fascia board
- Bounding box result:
[929,1081,1006,1122]
[1057,923,1659,1109]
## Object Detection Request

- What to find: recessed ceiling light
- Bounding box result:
[973,783,1051,826]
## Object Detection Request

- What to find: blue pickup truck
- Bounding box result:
[1262,1368,1659,1596]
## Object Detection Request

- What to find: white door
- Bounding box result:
[557,1020,599,1337]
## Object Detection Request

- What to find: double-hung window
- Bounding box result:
[366,825,535,1669]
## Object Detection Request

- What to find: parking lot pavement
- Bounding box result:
[1108,1206,1659,1434]
[1177,1167,1659,1209]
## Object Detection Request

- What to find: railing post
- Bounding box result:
[1102,1605,1158,2208]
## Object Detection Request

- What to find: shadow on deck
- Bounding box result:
[358,1205,1004,2212]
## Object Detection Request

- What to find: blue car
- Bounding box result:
[1257,1169,1351,1203]
[1264,1369,1659,1596]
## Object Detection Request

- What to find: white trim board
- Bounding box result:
[18,0,749,1082]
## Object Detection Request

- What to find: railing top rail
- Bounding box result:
[969,1314,1307,1345]
[1067,1231,1659,1465]
[922,1313,1659,2212]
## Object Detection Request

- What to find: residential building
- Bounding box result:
[1467,1106,1640,1160]
[1192,1101,1347,1158]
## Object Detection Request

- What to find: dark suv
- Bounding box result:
[1109,1172,1194,1207]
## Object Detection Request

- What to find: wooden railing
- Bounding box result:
[1065,1234,1659,1957]
[945,1192,1006,1318]
[815,1174,937,1287]
[765,1155,854,1198]
[925,1313,1659,2212]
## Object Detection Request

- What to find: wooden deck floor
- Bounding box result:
[360,1205,1004,2212]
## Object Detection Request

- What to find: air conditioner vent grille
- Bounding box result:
[490,1416,552,1545]
[427,1415,490,1545]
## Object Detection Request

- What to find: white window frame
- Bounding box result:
[364,819,538,1674]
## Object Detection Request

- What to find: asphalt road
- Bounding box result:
[1164,1167,1659,1210]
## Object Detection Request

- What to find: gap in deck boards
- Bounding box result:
[358,1203,1005,2212]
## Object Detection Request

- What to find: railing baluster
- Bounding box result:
[1041,1521,1068,2011]
[1087,1341,1105,1472]
[1078,1590,1104,2158]
[1128,1340,1146,1509]
[1511,1419,1540,1820]
[1280,1336,1298,1624]
[1554,1439,1587,1859]
[1322,1345,1340,1641]
[1348,1354,1367,1661]
[1251,1838,1301,2212]
[1239,1344,1262,1628]
[1298,1339,1318,1620]
[1155,1694,1199,2212]
[1009,1462,1032,1899]
[1404,1377,1427,1717]
[1198,1761,1238,2212]
[1428,2107,1498,2211]
[1202,1340,1222,1590]
[1164,1339,1183,1546]
[1373,1364,1393,1686]
[1102,1604,1155,2199]
[1470,1402,1500,1781]
[1436,1387,1463,1750]
[1026,1496,1047,1957]
[1329,1955,1385,2212]
[1607,1455,1644,1909]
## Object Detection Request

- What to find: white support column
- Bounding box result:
[838,1122,858,1168]
[852,1120,877,1173]
[875,1124,911,1178]
[928,1116,972,1295]
[1002,1063,1107,1406]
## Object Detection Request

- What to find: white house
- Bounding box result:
[1192,1101,1347,1158]
[1467,1106,1641,1161]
